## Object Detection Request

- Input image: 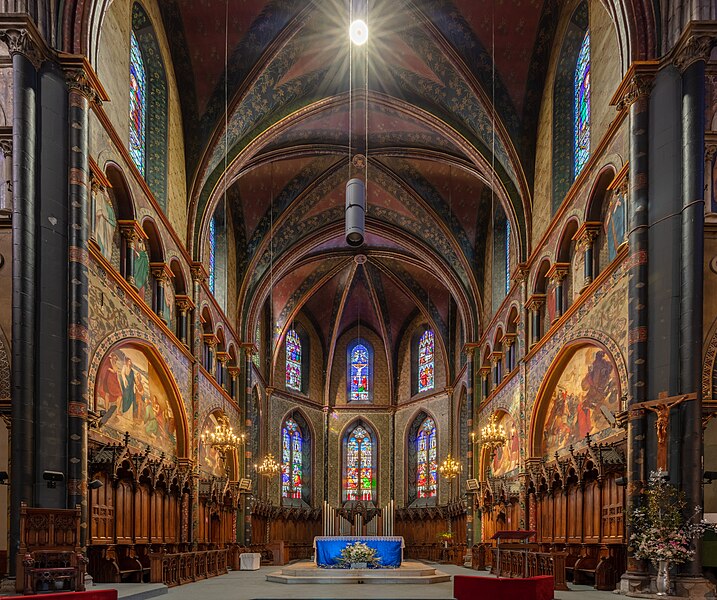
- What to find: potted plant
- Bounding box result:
[337,541,381,569]
[629,471,717,596]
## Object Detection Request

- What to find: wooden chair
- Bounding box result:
[17,502,87,594]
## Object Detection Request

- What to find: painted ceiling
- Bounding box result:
[158,0,558,387]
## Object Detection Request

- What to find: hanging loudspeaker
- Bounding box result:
[345,178,365,247]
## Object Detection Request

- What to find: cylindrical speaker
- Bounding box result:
[345,178,366,247]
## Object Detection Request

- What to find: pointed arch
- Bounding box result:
[406,410,438,505]
[347,338,373,403]
[341,419,378,503]
[280,409,312,505]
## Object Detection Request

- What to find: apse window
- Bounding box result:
[574,31,590,177]
[281,418,303,499]
[285,329,302,391]
[348,341,372,402]
[416,417,437,498]
[418,330,435,393]
[345,424,374,502]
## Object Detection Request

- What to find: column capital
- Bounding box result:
[511,263,529,285]
[0,23,45,70]
[61,55,110,105]
[203,333,218,348]
[150,262,172,283]
[525,293,546,311]
[461,342,481,356]
[489,351,503,365]
[573,221,602,250]
[191,262,208,284]
[610,61,658,112]
[118,220,148,244]
[216,351,230,365]
[479,366,491,378]
[240,342,259,357]
[0,133,11,158]
[673,33,716,72]
[503,333,517,347]
[706,144,717,164]
[228,366,241,378]
[546,262,570,283]
[175,294,195,313]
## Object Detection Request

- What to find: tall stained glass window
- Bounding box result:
[418,330,435,393]
[574,31,590,176]
[345,425,373,501]
[129,30,146,175]
[416,417,437,498]
[208,216,216,293]
[350,343,370,402]
[506,219,511,294]
[281,418,302,499]
[286,329,302,390]
[253,321,261,368]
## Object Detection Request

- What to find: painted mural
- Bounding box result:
[134,238,151,299]
[541,345,619,457]
[492,412,520,476]
[92,185,117,263]
[605,190,626,262]
[95,344,178,456]
[200,412,226,478]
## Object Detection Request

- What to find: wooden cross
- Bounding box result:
[632,393,695,471]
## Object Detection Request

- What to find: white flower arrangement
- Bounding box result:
[337,541,381,567]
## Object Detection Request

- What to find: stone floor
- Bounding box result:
[153,563,622,600]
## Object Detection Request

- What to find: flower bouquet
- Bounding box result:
[629,471,717,595]
[337,541,381,569]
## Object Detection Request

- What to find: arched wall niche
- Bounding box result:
[92,339,189,459]
[340,417,379,504]
[529,340,622,458]
[404,409,438,506]
[279,407,314,506]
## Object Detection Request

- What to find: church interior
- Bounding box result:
[0,0,717,597]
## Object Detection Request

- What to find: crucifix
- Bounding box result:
[632,393,695,471]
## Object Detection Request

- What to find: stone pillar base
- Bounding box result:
[674,576,716,599]
[619,572,651,595]
[0,577,15,594]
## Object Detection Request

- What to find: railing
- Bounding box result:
[150,548,228,587]
[404,543,467,565]
[489,547,568,590]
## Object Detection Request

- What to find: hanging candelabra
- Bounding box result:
[438,454,462,480]
[256,453,280,476]
[201,413,244,462]
[480,413,507,452]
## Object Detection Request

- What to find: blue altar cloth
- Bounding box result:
[313,536,404,568]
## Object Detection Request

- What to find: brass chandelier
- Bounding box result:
[201,413,244,461]
[256,453,280,476]
[438,454,462,480]
[480,413,507,450]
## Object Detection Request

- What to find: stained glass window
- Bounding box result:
[345,425,373,501]
[281,418,302,499]
[418,330,434,393]
[286,329,302,390]
[574,31,590,176]
[506,219,511,294]
[349,343,370,402]
[208,216,216,294]
[129,30,146,175]
[416,417,437,498]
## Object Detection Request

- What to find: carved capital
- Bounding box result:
[65,69,101,104]
[216,351,230,365]
[0,28,43,69]
[573,221,602,250]
[674,35,715,72]
[118,220,147,245]
[203,334,218,348]
[191,262,208,284]
[546,262,570,284]
[706,144,717,164]
[610,62,658,112]
[525,293,546,311]
[228,366,240,378]
[175,294,195,314]
[0,138,11,158]
[150,262,172,284]
[512,263,529,285]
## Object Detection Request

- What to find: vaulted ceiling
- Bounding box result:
[158,0,559,380]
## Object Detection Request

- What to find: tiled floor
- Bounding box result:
[155,562,623,600]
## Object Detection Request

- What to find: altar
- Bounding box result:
[313,536,404,568]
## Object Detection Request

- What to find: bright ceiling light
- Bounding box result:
[349,19,368,45]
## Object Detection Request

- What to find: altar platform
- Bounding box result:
[266,560,451,584]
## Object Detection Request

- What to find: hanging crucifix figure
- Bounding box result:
[633,393,693,472]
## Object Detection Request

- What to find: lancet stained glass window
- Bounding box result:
[129,30,146,175]
[416,417,437,498]
[286,329,301,390]
[208,216,216,293]
[253,321,261,368]
[346,425,373,501]
[506,220,511,294]
[574,31,590,176]
[418,330,435,392]
[281,418,302,499]
[350,343,370,402]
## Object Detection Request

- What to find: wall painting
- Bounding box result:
[200,412,227,478]
[492,411,520,476]
[542,345,619,457]
[95,344,178,456]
